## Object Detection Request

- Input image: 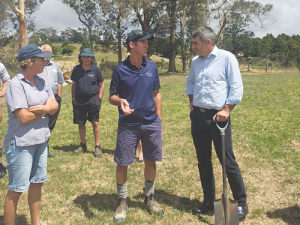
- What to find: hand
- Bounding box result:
[28,96,56,115]
[28,105,46,115]
[189,101,193,111]
[120,99,134,115]
[0,91,4,97]
[213,109,229,122]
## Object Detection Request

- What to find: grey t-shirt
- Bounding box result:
[38,60,64,96]
[4,72,54,148]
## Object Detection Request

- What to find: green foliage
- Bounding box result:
[99,60,118,78]
[61,42,76,55]
[62,41,68,47]
[80,37,91,52]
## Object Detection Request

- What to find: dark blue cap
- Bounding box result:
[126,30,154,47]
[17,44,53,62]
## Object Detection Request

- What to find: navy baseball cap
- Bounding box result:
[17,44,53,62]
[79,48,94,57]
[126,30,154,47]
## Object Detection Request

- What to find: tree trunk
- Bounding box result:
[117,6,122,63]
[7,0,28,48]
[18,12,28,48]
[88,28,94,51]
[167,1,177,73]
[180,6,187,72]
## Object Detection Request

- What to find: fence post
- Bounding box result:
[265,62,268,72]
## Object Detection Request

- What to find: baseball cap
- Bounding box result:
[126,30,154,47]
[17,44,53,62]
[79,48,94,57]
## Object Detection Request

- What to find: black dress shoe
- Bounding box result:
[192,201,214,215]
[238,204,248,222]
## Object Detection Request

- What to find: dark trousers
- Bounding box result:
[49,95,62,132]
[190,106,247,205]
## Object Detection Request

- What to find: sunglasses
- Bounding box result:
[132,32,149,42]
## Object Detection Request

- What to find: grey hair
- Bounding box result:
[192,27,216,46]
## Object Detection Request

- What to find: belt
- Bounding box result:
[193,106,218,113]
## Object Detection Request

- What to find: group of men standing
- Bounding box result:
[0,26,249,223]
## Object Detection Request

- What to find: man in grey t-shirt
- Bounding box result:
[38,44,64,158]
[0,63,10,168]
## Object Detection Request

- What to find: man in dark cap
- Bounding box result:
[109,30,163,223]
[71,48,104,157]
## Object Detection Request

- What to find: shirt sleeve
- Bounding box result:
[0,63,11,83]
[96,67,104,83]
[109,68,120,95]
[56,63,64,84]
[185,59,196,96]
[71,66,78,82]
[6,79,28,113]
[225,54,243,105]
[154,66,161,90]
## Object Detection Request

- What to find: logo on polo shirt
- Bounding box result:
[88,74,94,77]
[146,73,152,76]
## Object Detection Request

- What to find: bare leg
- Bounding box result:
[116,164,128,185]
[78,124,86,144]
[4,191,22,225]
[144,159,156,182]
[92,121,100,146]
[137,141,143,160]
[28,183,43,225]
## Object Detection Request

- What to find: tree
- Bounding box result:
[210,0,273,44]
[62,0,101,51]
[60,27,87,43]
[7,0,28,47]
[100,0,131,63]
[6,0,45,48]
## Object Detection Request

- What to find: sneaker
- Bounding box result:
[136,158,143,163]
[94,146,102,158]
[113,198,128,223]
[73,143,87,154]
[144,194,164,216]
[48,148,55,158]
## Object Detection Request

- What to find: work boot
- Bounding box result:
[94,146,102,158]
[113,198,128,223]
[144,194,164,216]
[47,147,55,158]
[73,143,87,154]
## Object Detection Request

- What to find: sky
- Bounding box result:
[33,0,300,38]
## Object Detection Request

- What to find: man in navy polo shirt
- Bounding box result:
[71,48,104,158]
[109,30,163,223]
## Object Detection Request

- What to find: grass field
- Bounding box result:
[0,69,299,225]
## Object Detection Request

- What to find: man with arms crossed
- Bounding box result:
[109,30,163,223]
[38,44,64,158]
[186,26,248,222]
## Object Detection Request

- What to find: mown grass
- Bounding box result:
[0,70,299,225]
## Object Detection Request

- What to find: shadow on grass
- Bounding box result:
[266,205,300,225]
[52,144,114,155]
[134,189,214,224]
[0,215,28,225]
[74,189,210,222]
[73,193,145,219]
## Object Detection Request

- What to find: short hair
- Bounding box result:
[19,58,34,70]
[126,40,138,52]
[192,27,216,46]
[78,56,94,65]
